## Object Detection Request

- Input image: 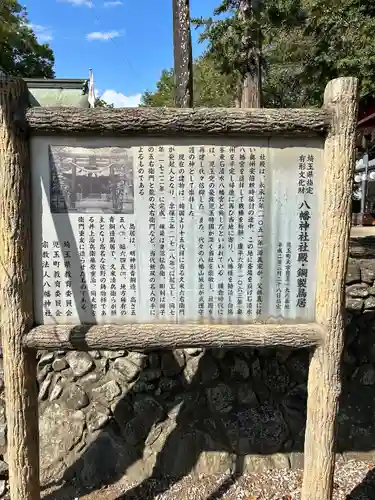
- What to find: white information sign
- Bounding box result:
[31,137,323,325]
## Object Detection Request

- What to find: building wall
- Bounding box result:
[28,87,89,108]
[1,238,375,493]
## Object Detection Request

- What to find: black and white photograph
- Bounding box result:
[49,145,134,214]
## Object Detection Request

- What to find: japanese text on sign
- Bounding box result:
[31,139,323,324]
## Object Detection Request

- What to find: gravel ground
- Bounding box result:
[42,460,375,500]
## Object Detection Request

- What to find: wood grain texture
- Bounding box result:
[238,0,262,108]
[0,76,40,499]
[172,0,193,107]
[23,323,324,351]
[301,78,359,500]
[26,107,331,136]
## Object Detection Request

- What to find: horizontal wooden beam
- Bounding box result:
[23,322,324,351]
[25,107,331,137]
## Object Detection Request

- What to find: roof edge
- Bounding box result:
[24,78,89,91]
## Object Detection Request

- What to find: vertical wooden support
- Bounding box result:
[172,0,193,107]
[301,77,358,500]
[0,76,40,498]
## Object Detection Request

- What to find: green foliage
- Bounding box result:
[297,0,375,103]
[141,69,175,107]
[0,0,54,78]
[141,56,237,107]
[140,0,375,109]
[192,0,305,79]
[193,56,237,106]
[94,97,114,108]
[193,0,375,107]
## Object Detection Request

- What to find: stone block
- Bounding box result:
[346,260,361,285]
[66,352,94,378]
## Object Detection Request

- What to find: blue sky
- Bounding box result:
[24,0,220,107]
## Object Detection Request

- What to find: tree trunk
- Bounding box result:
[0,75,40,499]
[238,0,262,108]
[172,0,193,107]
[241,72,262,108]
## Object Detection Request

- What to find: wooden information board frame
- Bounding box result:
[0,76,358,500]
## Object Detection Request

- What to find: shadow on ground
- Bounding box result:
[347,468,375,499]
[40,311,375,500]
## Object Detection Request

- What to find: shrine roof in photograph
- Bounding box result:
[50,146,132,176]
[55,145,129,158]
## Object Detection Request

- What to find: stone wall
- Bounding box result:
[1,238,375,498]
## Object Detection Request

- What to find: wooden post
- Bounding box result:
[0,75,40,498]
[301,77,359,500]
[172,0,193,107]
